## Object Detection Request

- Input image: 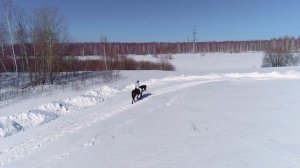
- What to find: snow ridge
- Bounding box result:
[124,71,300,91]
[0,85,118,138]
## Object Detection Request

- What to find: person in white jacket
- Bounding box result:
[135,80,140,89]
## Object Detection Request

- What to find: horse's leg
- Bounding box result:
[132,92,136,104]
[132,96,136,104]
[139,88,142,99]
[134,94,138,102]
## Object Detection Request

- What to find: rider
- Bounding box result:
[135,80,145,98]
[135,80,140,89]
[135,80,143,98]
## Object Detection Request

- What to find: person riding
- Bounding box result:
[135,80,140,89]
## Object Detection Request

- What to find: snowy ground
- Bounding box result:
[1,52,300,167]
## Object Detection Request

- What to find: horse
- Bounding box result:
[132,88,141,104]
[132,85,147,104]
[139,85,147,98]
[139,85,147,91]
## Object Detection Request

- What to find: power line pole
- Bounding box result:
[192,26,197,53]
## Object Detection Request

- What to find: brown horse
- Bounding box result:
[132,88,141,104]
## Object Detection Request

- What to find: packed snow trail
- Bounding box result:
[0,80,222,165]
[0,71,300,166]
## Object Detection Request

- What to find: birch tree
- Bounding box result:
[15,7,29,73]
[30,6,68,84]
[1,0,17,73]
[0,22,7,72]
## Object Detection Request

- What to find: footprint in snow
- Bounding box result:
[192,124,200,132]
[83,137,96,147]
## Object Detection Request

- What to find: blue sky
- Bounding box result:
[17,0,300,42]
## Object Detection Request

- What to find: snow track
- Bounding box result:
[0,71,300,166]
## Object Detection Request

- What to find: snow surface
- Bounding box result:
[1,53,300,167]
[64,55,104,61]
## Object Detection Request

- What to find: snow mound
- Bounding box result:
[124,79,160,90]
[224,71,300,79]
[65,85,118,107]
[64,96,100,107]
[0,118,23,137]
[0,85,119,138]
[11,110,59,128]
[85,85,118,98]
[38,102,69,115]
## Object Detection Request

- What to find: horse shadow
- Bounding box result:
[140,93,152,100]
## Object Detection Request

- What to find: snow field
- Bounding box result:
[0,69,299,166]
[1,71,299,138]
[1,53,300,167]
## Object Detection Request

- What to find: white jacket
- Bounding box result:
[135,82,140,89]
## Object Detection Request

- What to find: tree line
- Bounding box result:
[64,37,300,56]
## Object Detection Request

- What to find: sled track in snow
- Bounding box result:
[0,71,300,166]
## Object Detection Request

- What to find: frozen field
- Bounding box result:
[1,53,300,168]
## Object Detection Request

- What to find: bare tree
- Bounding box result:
[262,48,298,67]
[30,5,68,84]
[15,7,30,73]
[1,0,17,73]
[0,22,7,72]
